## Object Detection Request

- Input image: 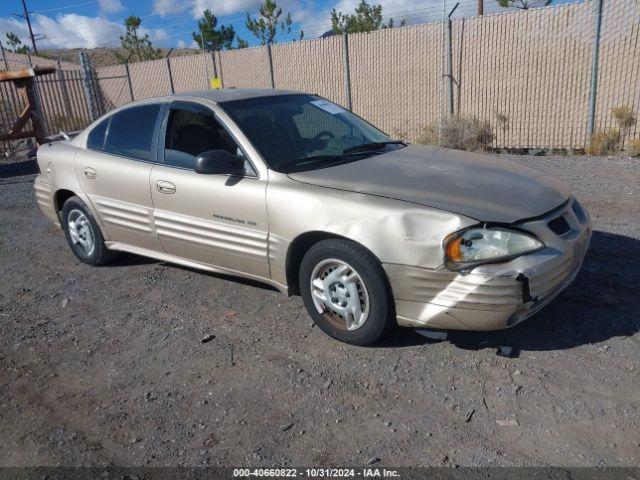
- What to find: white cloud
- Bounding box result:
[194,0,263,17]
[152,0,183,16]
[0,14,121,49]
[99,0,125,15]
[148,28,169,42]
[152,0,263,18]
[0,13,170,50]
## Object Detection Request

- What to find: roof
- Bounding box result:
[171,88,304,103]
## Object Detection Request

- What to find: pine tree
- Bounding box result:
[193,9,242,51]
[245,0,292,45]
[6,32,30,54]
[330,1,401,35]
[118,15,161,63]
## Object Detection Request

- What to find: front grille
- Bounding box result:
[547,215,571,236]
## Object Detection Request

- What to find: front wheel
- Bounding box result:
[299,239,395,346]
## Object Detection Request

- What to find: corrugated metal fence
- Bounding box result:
[1,0,639,151]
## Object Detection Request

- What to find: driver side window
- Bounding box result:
[164,107,250,173]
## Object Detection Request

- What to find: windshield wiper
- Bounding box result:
[342,140,406,154]
[276,154,345,171]
[276,142,406,172]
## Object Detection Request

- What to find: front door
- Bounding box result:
[149,101,270,278]
[75,102,164,252]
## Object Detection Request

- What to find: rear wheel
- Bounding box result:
[299,239,395,346]
[61,196,114,266]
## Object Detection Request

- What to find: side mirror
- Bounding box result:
[195,150,245,176]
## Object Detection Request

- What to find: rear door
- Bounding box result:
[149,101,270,278]
[75,103,164,251]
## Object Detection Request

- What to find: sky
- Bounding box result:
[0,0,580,51]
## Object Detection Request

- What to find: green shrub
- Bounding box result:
[416,116,494,152]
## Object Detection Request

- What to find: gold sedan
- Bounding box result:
[34,90,591,345]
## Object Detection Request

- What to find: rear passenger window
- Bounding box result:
[87,118,108,151]
[102,104,161,161]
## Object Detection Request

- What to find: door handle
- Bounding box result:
[84,167,96,179]
[156,180,176,194]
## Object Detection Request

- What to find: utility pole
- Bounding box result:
[478,0,484,16]
[21,0,37,54]
[11,0,44,55]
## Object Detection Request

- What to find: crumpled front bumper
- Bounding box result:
[384,198,592,331]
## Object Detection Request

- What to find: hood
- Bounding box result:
[288,145,571,223]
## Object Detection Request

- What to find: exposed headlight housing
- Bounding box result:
[444,226,544,271]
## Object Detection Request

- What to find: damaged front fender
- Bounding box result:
[266,174,478,288]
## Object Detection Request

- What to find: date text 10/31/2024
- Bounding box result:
[232,468,401,478]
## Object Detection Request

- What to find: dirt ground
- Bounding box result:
[0,152,638,468]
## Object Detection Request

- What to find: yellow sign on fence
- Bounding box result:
[211,77,222,89]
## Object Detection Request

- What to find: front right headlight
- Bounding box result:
[444,226,544,271]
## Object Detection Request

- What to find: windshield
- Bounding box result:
[220,94,404,172]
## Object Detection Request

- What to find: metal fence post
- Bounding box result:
[57,58,72,119]
[0,41,8,70]
[79,51,99,121]
[446,3,460,118]
[343,33,353,111]
[457,18,465,116]
[217,50,225,88]
[587,0,604,139]
[166,49,175,94]
[266,42,275,89]
[211,51,218,79]
[124,56,134,102]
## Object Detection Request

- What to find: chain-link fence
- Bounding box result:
[2,0,639,152]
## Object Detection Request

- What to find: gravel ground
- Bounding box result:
[0,153,638,468]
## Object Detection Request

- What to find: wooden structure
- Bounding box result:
[0,66,55,145]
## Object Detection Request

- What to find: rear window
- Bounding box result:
[90,104,161,161]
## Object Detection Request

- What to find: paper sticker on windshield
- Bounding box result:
[311,99,345,115]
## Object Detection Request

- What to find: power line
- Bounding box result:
[32,0,99,13]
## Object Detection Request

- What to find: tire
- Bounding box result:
[61,195,114,266]
[299,238,395,346]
